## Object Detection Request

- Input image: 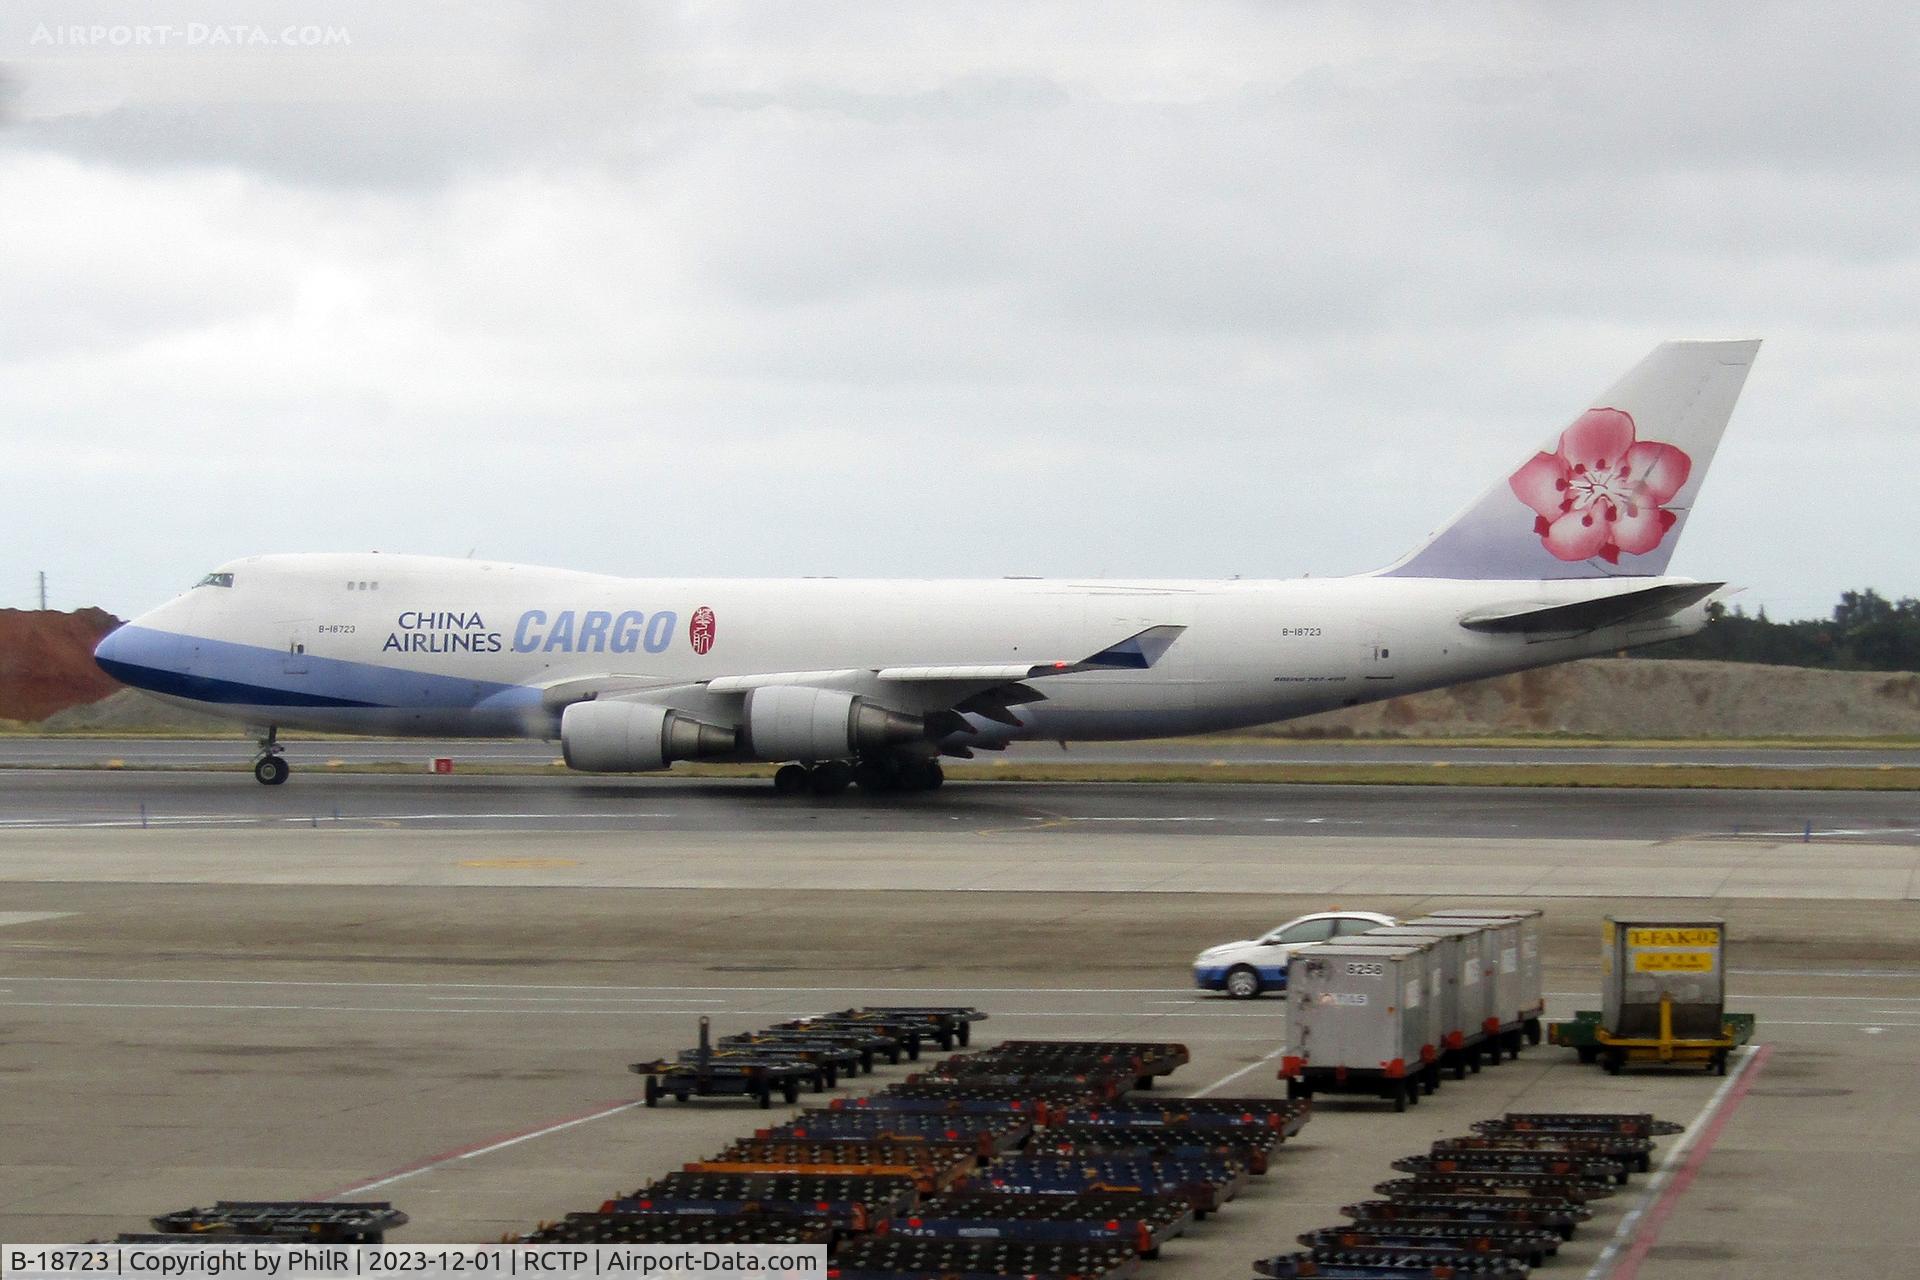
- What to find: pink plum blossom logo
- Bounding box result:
[1508,408,1692,563]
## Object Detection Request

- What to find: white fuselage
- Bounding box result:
[98,553,1710,749]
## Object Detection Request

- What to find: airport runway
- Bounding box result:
[3,735,1916,769]
[0,769,1916,843]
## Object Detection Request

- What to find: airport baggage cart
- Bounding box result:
[882,1079,1105,1107]
[835,1094,1070,1125]
[965,1040,1190,1088]
[720,1031,872,1075]
[1434,1133,1656,1174]
[687,1140,977,1193]
[635,1016,819,1108]
[1376,1171,1615,1203]
[1299,1222,1560,1268]
[747,1025,911,1068]
[1028,1125,1274,1175]
[910,1067,1129,1102]
[883,1191,1192,1256]
[770,1110,1033,1156]
[1281,945,1441,1111]
[1392,1152,1628,1187]
[1341,1197,1591,1242]
[1547,1008,1754,1075]
[1061,1097,1310,1137]
[859,1006,989,1047]
[1423,908,1545,1045]
[147,1202,408,1243]
[1254,1246,1529,1278]
[833,1237,1139,1280]
[804,1010,969,1053]
[603,1173,918,1234]
[1473,1111,1682,1137]
[519,1212,833,1245]
[774,1017,926,1061]
[962,1155,1246,1217]
[675,1046,839,1092]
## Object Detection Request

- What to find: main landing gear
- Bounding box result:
[772,755,944,797]
[251,728,290,786]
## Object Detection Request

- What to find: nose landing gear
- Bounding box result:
[251,728,290,786]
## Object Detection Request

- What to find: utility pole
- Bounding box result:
[37,571,47,611]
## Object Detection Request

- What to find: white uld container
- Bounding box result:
[1354,927,1466,1051]
[1416,914,1524,1032]
[1395,919,1493,1045]
[1286,944,1436,1077]
[1406,915,1509,1036]
[1427,907,1545,1025]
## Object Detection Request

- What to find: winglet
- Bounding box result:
[1076,624,1186,671]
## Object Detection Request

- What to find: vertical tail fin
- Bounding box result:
[1383,339,1760,580]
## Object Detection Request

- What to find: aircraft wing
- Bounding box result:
[538,625,1186,710]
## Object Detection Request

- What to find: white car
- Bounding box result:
[1193,910,1398,998]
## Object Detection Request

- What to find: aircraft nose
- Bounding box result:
[93,624,129,674]
[93,617,173,693]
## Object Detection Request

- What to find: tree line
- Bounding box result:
[1642,589,1920,671]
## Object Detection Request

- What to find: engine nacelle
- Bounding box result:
[560,700,736,772]
[743,685,924,762]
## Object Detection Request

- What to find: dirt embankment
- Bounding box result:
[0,608,124,723]
[1272,658,1920,738]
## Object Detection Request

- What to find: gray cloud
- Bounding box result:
[1,1,1915,622]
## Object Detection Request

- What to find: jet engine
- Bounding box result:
[560,700,736,772]
[742,686,925,762]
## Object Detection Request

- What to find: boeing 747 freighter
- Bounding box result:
[95,340,1758,793]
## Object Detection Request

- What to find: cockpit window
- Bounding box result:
[195,572,235,589]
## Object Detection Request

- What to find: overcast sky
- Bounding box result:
[3,2,1915,620]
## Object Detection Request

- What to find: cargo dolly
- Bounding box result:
[1300,1221,1560,1268]
[963,1155,1247,1217]
[674,1046,840,1092]
[1393,1151,1628,1187]
[833,1236,1139,1280]
[882,1191,1193,1257]
[1376,1172,1615,1204]
[1473,1111,1682,1138]
[768,1111,1034,1156]
[633,1018,818,1108]
[883,1080,1106,1111]
[833,1092,1071,1124]
[717,1032,871,1077]
[1061,1097,1311,1138]
[1549,1003,1755,1075]
[1340,1197,1591,1242]
[916,1066,1131,1101]
[686,1140,978,1193]
[1029,1125,1276,1175]
[518,1212,833,1245]
[1254,1246,1529,1278]
[603,1172,918,1234]
[957,1040,1189,1089]
[147,1202,407,1243]
[1434,1133,1655,1174]
[858,1005,990,1047]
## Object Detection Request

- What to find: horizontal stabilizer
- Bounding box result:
[1460,581,1723,634]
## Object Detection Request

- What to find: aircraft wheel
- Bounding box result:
[810,761,853,796]
[253,756,290,786]
[773,764,810,795]
[853,760,898,793]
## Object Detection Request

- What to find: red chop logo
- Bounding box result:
[689,605,716,655]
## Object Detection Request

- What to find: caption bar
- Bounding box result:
[4,1247,825,1280]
